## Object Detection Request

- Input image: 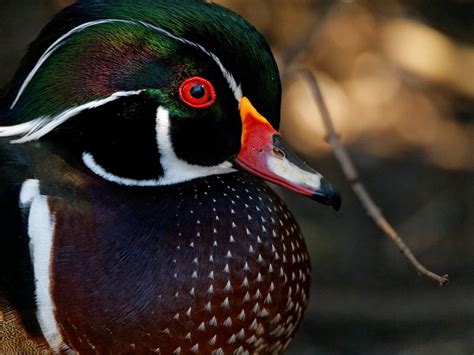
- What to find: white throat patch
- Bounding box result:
[82,106,235,186]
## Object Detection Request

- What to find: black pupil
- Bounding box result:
[190,85,206,99]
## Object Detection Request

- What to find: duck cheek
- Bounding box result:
[169,114,241,167]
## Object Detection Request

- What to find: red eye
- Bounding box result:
[179,77,216,108]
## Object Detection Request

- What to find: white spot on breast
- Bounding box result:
[265,294,273,304]
[198,322,206,332]
[190,344,199,353]
[252,303,261,314]
[243,292,251,303]
[221,297,230,309]
[224,281,233,293]
[212,347,224,355]
[223,317,232,327]
[247,335,256,344]
[209,317,218,327]
[271,313,282,324]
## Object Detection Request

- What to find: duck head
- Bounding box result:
[0,0,340,210]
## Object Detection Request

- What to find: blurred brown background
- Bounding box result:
[1,0,473,354]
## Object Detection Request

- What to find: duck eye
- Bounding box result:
[179,77,216,108]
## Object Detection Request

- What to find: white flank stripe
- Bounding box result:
[82,106,235,186]
[0,90,142,143]
[20,179,72,353]
[11,18,242,110]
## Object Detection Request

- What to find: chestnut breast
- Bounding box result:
[50,173,310,354]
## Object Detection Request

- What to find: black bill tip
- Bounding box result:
[312,179,342,211]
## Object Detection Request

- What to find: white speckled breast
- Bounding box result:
[48,173,311,354]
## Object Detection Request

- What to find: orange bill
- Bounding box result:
[235,97,341,211]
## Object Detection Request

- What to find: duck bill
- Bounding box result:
[235,97,341,211]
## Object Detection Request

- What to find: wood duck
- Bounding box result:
[0,0,341,354]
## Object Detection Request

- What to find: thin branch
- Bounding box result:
[294,68,449,286]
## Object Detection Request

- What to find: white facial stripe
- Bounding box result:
[0,121,43,138]
[20,180,73,353]
[0,90,142,143]
[82,152,165,187]
[137,21,242,102]
[10,19,127,109]
[267,156,322,191]
[82,107,235,186]
[10,18,242,111]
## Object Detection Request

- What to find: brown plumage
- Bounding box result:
[0,298,50,354]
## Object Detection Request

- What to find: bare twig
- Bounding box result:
[294,68,449,286]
